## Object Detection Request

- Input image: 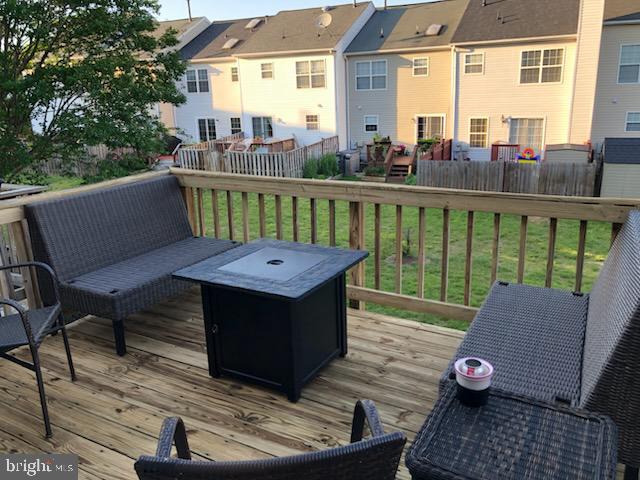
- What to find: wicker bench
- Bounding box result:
[440,210,640,476]
[25,176,239,356]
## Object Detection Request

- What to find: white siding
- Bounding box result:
[601,164,640,198]
[455,41,577,161]
[238,54,337,146]
[174,61,243,142]
[591,25,640,147]
[569,0,605,144]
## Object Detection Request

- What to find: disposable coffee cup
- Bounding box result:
[454,357,494,407]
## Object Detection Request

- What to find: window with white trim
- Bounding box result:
[413,58,429,76]
[356,61,387,90]
[231,67,239,82]
[364,115,379,132]
[296,60,326,88]
[197,118,216,141]
[186,69,209,93]
[469,118,489,148]
[261,63,274,79]
[520,49,564,84]
[464,53,484,74]
[509,118,544,151]
[417,115,444,141]
[306,115,319,130]
[252,116,273,138]
[626,112,640,132]
[230,117,242,134]
[619,45,640,84]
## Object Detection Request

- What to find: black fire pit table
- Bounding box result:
[173,238,368,402]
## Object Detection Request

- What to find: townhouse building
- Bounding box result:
[173,3,375,148]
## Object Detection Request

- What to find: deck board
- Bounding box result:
[0,289,622,479]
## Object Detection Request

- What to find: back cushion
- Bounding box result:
[25,176,193,281]
[580,210,640,407]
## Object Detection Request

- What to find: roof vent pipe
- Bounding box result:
[186,0,192,21]
[353,0,357,6]
[384,0,388,9]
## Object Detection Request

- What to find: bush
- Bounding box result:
[404,174,417,185]
[418,138,439,152]
[363,166,385,177]
[303,154,339,179]
[82,154,149,184]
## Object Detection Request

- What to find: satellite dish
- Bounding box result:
[315,12,333,29]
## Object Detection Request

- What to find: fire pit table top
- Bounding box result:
[173,239,368,300]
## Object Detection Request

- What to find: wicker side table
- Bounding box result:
[406,382,617,480]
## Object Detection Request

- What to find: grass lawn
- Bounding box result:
[46,175,85,191]
[46,175,611,331]
[195,191,611,331]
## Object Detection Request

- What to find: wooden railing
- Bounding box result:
[224,137,339,178]
[491,143,520,162]
[419,139,453,161]
[171,168,640,322]
[1,169,639,324]
[177,132,246,170]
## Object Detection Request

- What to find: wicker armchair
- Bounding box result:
[0,262,76,438]
[135,400,407,480]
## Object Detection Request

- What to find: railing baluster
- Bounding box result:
[464,211,474,306]
[275,195,283,239]
[575,220,588,292]
[196,188,205,236]
[374,203,381,290]
[395,205,403,294]
[258,193,266,238]
[440,208,450,302]
[241,192,250,243]
[310,198,317,244]
[517,215,528,283]
[349,201,365,309]
[611,222,622,247]
[545,218,558,288]
[226,191,235,241]
[490,213,501,285]
[417,207,426,298]
[211,189,220,238]
[329,200,336,246]
[292,196,299,242]
[182,186,197,235]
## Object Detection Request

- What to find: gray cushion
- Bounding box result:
[60,237,237,320]
[443,282,588,405]
[25,176,192,281]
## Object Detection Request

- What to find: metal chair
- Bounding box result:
[135,400,407,480]
[0,262,76,438]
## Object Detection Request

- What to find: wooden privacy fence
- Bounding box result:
[224,136,339,178]
[40,145,136,177]
[173,168,640,323]
[177,132,245,171]
[417,160,598,196]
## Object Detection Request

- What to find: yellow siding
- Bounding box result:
[348,50,452,147]
[591,25,640,147]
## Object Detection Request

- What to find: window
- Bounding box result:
[509,118,544,151]
[464,53,484,74]
[296,60,326,88]
[231,67,239,82]
[186,69,210,93]
[520,49,563,84]
[252,116,273,138]
[197,118,216,141]
[417,115,444,140]
[261,63,274,79]
[413,58,429,76]
[230,117,242,134]
[626,112,640,132]
[364,115,379,132]
[469,118,489,148]
[619,45,640,83]
[356,61,387,90]
[306,115,319,130]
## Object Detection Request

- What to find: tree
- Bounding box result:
[0,0,186,180]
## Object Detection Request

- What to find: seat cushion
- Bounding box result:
[60,237,238,320]
[0,305,61,351]
[442,282,588,405]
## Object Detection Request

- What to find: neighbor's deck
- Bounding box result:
[0,288,463,480]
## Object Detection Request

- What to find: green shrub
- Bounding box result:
[318,154,339,177]
[83,154,149,184]
[364,166,385,177]
[303,158,319,178]
[418,138,438,152]
[404,174,417,186]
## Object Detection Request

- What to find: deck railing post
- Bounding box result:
[349,201,365,310]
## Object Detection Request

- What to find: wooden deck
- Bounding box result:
[0,288,464,479]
